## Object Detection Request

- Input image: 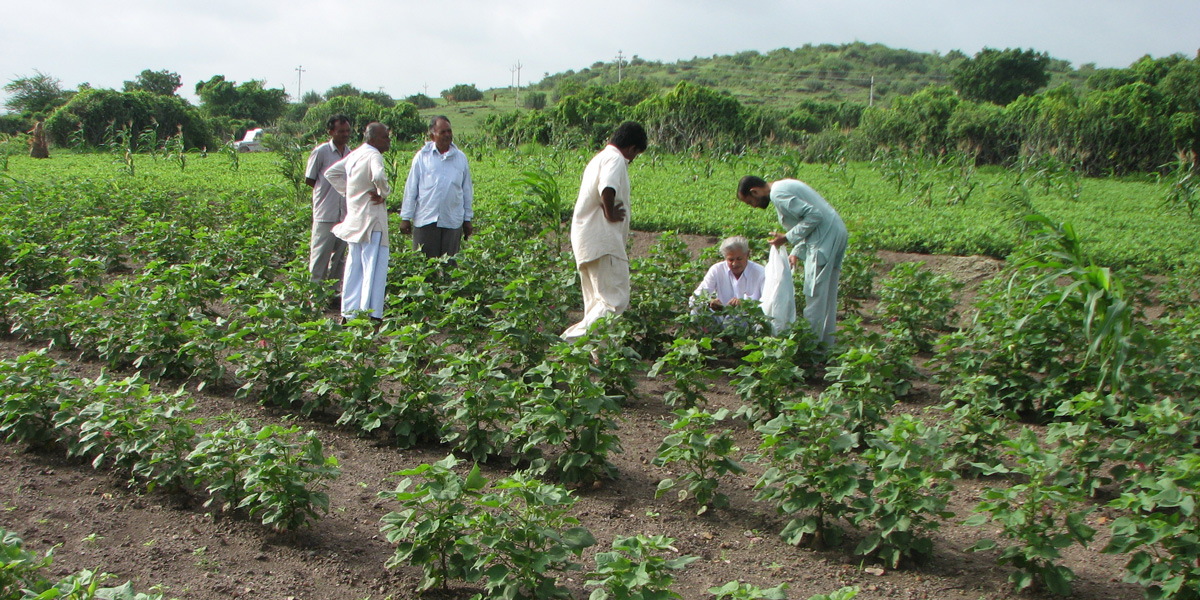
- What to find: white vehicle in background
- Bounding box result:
[233,128,266,152]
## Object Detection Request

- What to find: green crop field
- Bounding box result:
[2,146,1199,599]
[4,146,1191,274]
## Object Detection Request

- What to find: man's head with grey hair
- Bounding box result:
[719,235,750,257]
[719,235,751,278]
[364,121,391,153]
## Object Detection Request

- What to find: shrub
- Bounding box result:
[44,88,210,150]
[876,262,961,352]
[964,427,1096,595]
[381,456,489,592]
[523,92,547,110]
[586,535,698,600]
[653,407,745,513]
[405,93,437,109]
[442,83,484,103]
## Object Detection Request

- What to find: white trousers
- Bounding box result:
[309,221,347,283]
[562,255,630,341]
[804,265,841,349]
[341,232,389,319]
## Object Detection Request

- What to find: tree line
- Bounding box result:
[485,47,1200,176]
[4,46,1198,176]
[0,70,490,151]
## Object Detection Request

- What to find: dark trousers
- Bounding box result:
[412,224,463,259]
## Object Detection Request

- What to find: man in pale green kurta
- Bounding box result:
[738,176,848,348]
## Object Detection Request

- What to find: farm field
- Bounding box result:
[0,149,1197,600]
[5,146,1195,274]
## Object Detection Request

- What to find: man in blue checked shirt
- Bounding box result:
[399,116,474,260]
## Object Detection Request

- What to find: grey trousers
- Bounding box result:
[309,221,347,283]
[412,224,463,259]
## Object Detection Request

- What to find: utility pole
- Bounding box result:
[295,65,306,102]
[615,50,625,82]
[514,60,523,106]
[869,75,875,107]
[423,82,429,96]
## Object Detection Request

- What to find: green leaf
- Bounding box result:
[562,527,597,551]
[465,463,488,491]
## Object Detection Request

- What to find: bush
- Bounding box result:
[483,109,553,146]
[405,93,438,109]
[633,81,746,152]
[442,83,484,103]
[859,85,961,154]
[876,262,961,352]
[523,91,547,110]
[44,88,211,150]
[0,113,29,137]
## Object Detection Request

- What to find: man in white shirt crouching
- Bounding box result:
[692,235,765,312]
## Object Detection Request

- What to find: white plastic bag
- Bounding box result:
[760,245,797,335]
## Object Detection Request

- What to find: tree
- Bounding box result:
[195,75,288,123]
[301,90,324,105]
[4,70,70,115]
[1155,56,1200,112]
[952,47,1050,105]
[1086,68,1137,92]
[301,96,423,142]
[123,69,182,96]
[43,88,210,150]
[632,81,745,151]
[325,83,362,99]
[302,96,380,140]
[859,85,962,152]
[551,86,628,148]
[361,90,395,108]
[441,83,483,103]
[609,78,658,106]
[523,92,547,110]
[405,93,437,109]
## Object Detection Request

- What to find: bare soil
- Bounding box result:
[0,233,1141,600]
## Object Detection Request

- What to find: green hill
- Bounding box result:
[420,42,1091,135]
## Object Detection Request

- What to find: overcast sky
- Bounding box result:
[3,0,1198,108]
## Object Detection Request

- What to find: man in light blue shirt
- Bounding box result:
[399,116,474,259]
[738,176,848,348]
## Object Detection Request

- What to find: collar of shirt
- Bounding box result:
[328,139,350,157]
[422,141,459,161]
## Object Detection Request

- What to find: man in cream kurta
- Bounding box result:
[738,176,848,348]
[562,122,648,341]
[326,122,392,321]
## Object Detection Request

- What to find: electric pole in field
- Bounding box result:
[869,75,875,107]
[295,65,306,102]
[615,50,625,82]
[514,60,523,106]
